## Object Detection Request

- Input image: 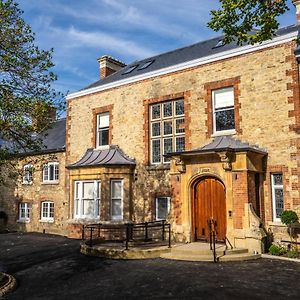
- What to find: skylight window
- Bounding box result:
[137,60,154,71]
[122,65,138,75]
[213,39,225,49]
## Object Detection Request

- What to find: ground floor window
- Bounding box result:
[19,203,30,222]
[156,197,170,220]
[111,180,123,220]
[41,201,54,221]
[74,180,101,219]
[271,173,284,222]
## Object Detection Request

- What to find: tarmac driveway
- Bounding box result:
[0,232,300,300]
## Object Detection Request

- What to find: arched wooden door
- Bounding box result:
[193,177,226,242]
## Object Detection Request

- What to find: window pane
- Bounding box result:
[163,138,173,155]
[112,199,122,217]
[273,174,283,186]
[82,182,94,199]
[152,140,161,163]
[274,188,284,218]
[83,199,94,217]
[98,112,109,128]
[96,182,101,198]
[214,87,234,108]
[175,100,184,115]
[43,165,48,181]
[157,198,169,220]
[151,104,160,120]
[54,164,59,180]
[151,122,161,137]
[175,118,185,134]
[163,121,172,135]
[176,137,185,152]
[49,203,54,218]
[98,129,109,146]
[163,102,172,118]
[215,109,235,131]
[75,198,79,215]
[112,181,122,198]
[49,164,54,181]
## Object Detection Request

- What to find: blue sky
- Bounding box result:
[19,0,296,95]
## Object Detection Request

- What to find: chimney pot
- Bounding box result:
[97,55,126,79]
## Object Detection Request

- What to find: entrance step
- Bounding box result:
[160,242,261,262]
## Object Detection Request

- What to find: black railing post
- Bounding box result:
[168,224,171,248]
[82,225,85,240]
[212,221,217,263]
[162,220,165,241]
[125,223,129,250]
[145,222,148,241]
[208,219,212,250]
[98,224,100,238]
[89,227,93,247]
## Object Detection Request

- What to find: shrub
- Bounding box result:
[269,244,285,256]
[280,210,299,226]
[287,250,299,259]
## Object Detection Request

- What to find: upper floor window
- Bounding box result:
[41,201,54,221]
[23,164,33,184]
[271,173,284,222]
[97,112,109,147]
[74,180,100,219]
[19,203,30,222]
[156,197,170,221]
[43,162,59,183]
[111,180,123,220]
[150,99,185,164]
[212,87,235,134]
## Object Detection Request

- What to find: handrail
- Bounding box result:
[208,218,217,263]
[225,236,233,250]
[82,220,171,249]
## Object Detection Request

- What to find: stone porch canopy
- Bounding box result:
[67,145,136,169]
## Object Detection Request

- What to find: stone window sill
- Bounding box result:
[17,219,30,223]
[39,219,54,223]
[41,181,59,185]
[211,130,236,137]
[268,221,285,227]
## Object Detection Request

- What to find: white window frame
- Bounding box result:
[74,180,101,219]
[271,173,284,222]
[41,201,54,221]
[23,164,33,184]
[19,203,30,222]
[155,197,171,221]
[150,99,185,165]
[96,112,110,148]
[212,87,236,135]
[110,179,123,221]
[42,162,59,183]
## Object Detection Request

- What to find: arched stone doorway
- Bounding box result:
[192,177,226,242]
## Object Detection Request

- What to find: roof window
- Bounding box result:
[213,39,225,49]
[122,65,138,75]
[137,60,154,71]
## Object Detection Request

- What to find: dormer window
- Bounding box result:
[96,112,110,147]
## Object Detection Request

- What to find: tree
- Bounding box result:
[208,0,290,45]
[0,0,64,166]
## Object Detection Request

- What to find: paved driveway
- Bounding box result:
[0,233,300,300]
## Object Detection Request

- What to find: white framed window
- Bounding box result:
[43,162,59,183]
[74,180,101,219]
[212,87,235,134]
[41,201,54,221]
[111,180,123,220]
[96,112,110,147]
[271,173,284,222]
[150,99,185,164]
[19,203,30,222]
[23,164,33,184]
[156,197,171,220]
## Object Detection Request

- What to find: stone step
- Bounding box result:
[170,247,248,256]
[160,252,261,262]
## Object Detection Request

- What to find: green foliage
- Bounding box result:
[0,0,64,165]
[287,250,299,258]
[208,0,290,45]
[280,210,299,225]
[269,244,286,256]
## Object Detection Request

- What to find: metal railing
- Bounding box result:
[82,220,171,249]
[208,218,217,263]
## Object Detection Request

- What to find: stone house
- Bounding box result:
[1,5,300,254]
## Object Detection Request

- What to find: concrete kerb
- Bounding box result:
[261,254,300,263]
[0,272,17,298]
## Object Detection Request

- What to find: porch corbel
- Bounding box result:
[218,151,233,171]
[175,157,186,173]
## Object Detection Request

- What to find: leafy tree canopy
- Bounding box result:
[0,0,64,163]
[208,0,290,45]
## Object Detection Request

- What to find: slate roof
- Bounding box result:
[82,25,299,92]
[67,146,136,169]
[0,118,66,155]
[168,136,267,156]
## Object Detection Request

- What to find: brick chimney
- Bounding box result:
[97,55,126,79]
[293,0,300,24]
